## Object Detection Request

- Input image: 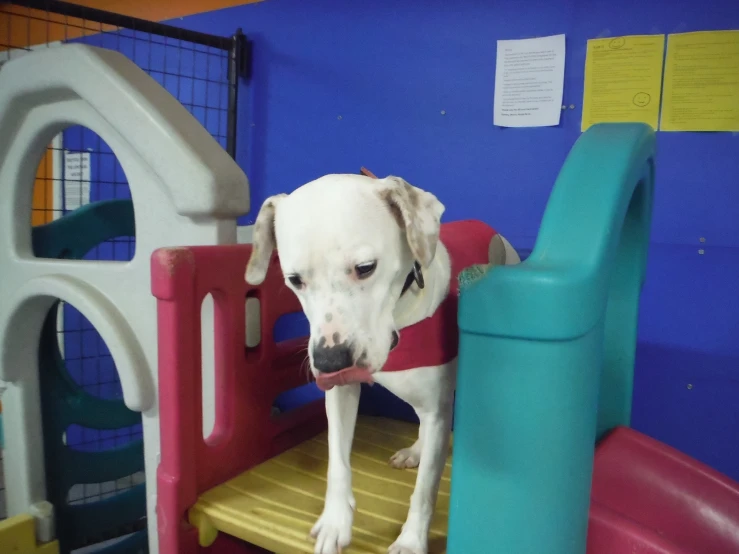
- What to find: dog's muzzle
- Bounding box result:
[313,331,399,375]
[312,328,401,391]
[313,339,353,374]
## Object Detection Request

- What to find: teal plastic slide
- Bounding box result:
[32,200,148,554]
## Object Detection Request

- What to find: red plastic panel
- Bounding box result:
[590,426,739,554]
[152,245,326,554]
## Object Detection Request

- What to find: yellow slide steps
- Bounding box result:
[189,416,451,553]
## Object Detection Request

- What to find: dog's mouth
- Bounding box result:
[314,331,399,392]
[315,366,374,391]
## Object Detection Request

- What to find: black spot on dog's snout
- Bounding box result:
[332,332,341,345]
[390,331,399,350]
[325,312,333,322]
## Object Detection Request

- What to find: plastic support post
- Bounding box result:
[29,501,55,543]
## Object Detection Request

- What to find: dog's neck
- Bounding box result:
[392,243,451,330]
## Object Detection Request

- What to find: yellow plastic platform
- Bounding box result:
[189,416,451,553]
[0,514,59,554]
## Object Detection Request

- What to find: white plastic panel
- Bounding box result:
[0,44,250,554]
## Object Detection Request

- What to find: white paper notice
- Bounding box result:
[493,34,566,127]
[63,151,91,212]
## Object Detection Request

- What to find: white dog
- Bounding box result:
[245,173,519,554]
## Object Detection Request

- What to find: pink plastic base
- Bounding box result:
[588,426,739,553]
[152,245,326,554]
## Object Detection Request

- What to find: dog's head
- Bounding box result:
[245,173,444,388]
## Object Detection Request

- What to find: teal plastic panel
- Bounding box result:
[448,123,655,554]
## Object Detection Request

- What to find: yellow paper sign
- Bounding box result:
[581,35,665,131]
[661,30,739,132]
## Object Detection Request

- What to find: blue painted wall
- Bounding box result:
[171,0,739,480]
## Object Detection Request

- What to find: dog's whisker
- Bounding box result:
[300,354,312,383]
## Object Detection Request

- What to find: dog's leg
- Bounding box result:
[389,405,453,554]
[389,416,424,469]
[311,383,361,554]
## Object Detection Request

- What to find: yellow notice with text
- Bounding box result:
[661,30,739,132]
[582,35,665,131]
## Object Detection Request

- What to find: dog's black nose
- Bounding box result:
[313,338,354,373]
[391,331,399,350]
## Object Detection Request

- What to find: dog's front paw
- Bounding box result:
[389,447,421,469]
[388,532,427,554]
[310,497,355,554]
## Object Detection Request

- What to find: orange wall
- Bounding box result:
[2,0,262,50]
[58,0,262,22]
[31,147,54,226]
[1,0,261,224]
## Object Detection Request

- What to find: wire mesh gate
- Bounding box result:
[0,1,249,551]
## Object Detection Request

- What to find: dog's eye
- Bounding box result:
[287,274,304,288]
[355,261,377,279]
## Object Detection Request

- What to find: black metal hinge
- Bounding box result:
[231,28,252,81]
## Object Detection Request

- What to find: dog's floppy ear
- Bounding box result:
[376,176,445,268]
[245,194,286,285]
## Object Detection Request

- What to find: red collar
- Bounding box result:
[381,220,496,372]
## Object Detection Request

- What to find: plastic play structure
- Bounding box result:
[0,44,248,554]
[1,43,739,554]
